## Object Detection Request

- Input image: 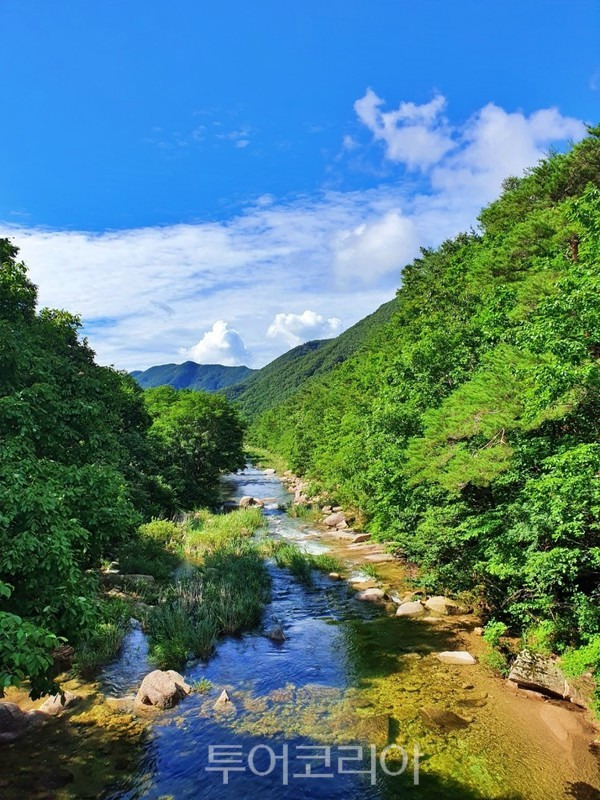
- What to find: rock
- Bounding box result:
[323,511,346,527]
[266,625,286,642]
[354,714,391,746]
[239,495,263,508]
[335,521,348,530]
[420,708,470,731]
[356,588,386,603]
[352,533,371,544]
[473,626,485,636]
[322,506,333,515]
[508,650,579,702]
[424,596,462,616]
[52,643,75,672]
[263,468,276,475]
[214,689,235,711]
[364,553,395,563]
[39,691,81,716]
[328,572,342,580]
[135,669,192,709]
[332,506,343,512]
[396,601,425,618]
[0,702,34,743]
[436,651,477,666]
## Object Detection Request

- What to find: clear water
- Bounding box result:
[100,467,600,800]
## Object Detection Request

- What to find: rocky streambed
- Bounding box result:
[1,465,599,799]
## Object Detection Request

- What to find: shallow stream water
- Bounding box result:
[97,466,599,800]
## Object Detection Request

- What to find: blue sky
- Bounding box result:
[1,0,598,369]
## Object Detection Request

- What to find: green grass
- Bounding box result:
[145,537,271,668]
[74,597,132,674]
[267,541,341,585]
[361,564,379,580]
[184,507,265,556]
[115,519,183,581]
[288,503,322,523]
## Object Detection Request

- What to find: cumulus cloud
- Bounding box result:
[355,89,455,169]
[267,310,342,347]
[2,94,585,371]
[181,321,249,366]
[333,210,419,282]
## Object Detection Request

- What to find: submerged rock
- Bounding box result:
[396,601,425,618]
[266,625,286,642]
[356,587,386,603]
[39,691,81,716]
[420,707,470,731]
[135,669,192,709]
[436,651,477,666]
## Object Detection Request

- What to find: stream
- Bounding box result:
[96,466,599,800]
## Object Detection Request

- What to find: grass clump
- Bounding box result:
[74,596,132,674]
[184,507,265,556]
[268,541,341,585]
[288,504,322,523]
[116,519,183,581]
[145,538,270,668]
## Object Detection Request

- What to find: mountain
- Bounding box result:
[223,298,397,418]
[131,361,255,392]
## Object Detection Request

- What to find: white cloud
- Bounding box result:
[181,321,249,366]
[267,310,342,347]
[2,95,585,372]
[333,210,419,282]
[355,89,455,169]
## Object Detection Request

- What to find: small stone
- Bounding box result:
[39,691,81,716]
[352,533,371,544]
[214,689,235,711]
[328,572,341,580]
[436,651,477,666]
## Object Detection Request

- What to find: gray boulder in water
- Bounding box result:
[135,669,192,709]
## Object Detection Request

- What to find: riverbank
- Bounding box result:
[1,464,599,799]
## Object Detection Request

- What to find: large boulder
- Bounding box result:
[0,702,41,743]
[39,691,81,716]
[508,650,579,701]
[135,670,192,709]
[424,596,462,616]
[396,601,425,618]
[323,511,346,528]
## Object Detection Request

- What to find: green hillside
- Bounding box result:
[224,298,397,418]
[132,361,255,392]
[252,129,600,675]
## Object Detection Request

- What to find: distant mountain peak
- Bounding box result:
[131,362,256,392]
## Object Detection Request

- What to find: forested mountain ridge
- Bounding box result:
[223,297,397,418]
[0,243,245,695]
[252,128,600,681]
[131,361,254,391]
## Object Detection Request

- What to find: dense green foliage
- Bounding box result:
[223,298,397,418]
[144,385,245,511]
[0,242,246,695]
[252,131,600,662]
[132,360,254,391]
